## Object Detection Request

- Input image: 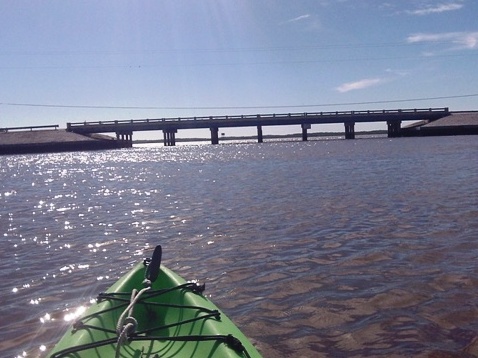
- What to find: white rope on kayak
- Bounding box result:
[115,286,151,358]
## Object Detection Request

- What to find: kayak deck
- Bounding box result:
[48,247,261,357]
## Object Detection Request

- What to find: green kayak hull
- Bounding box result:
[48,255,262,357]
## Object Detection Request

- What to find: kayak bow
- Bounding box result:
[48,245,262,358]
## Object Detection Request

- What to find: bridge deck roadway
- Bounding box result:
[67,108,450,134]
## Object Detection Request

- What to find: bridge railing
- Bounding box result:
[66,107,449,128]
[1,124,59,132]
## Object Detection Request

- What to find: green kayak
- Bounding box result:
[48,245,262,358]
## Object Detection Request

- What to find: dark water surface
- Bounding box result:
[1,136,477,358]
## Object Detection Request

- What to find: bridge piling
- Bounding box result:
[344,122,355,139]
[301,123,311,141]
[257,125,263,143]
[210,127,219,145]
[387,121,401,138]
[116,131,133,148]
[163,129,177,146]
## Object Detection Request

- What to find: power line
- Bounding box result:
[1,52,476,71]
[2,93,477,111]
[0,41,445,57]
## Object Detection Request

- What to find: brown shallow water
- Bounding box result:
[1,136,478,357]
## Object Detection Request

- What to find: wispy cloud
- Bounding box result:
[335,78,385,93]
[407,31,478,50]
[286,14,311,23]
[385,68,410,77]
[282,13,321,31]
[406,2,464,16]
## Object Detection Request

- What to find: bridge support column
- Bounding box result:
[163,129,177,146]
[301,123,311,141]
[387,121,401,138]
[116,131,133,148]
[210,127,219,145]
[257,125,263,143]
[344,122,355,139]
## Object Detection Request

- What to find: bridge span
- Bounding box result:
[66,107,450,146]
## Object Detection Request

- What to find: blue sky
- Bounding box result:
[1,0,477,138]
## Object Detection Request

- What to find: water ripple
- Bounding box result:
[1,137,477,357]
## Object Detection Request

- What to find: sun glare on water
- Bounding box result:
[64,306,87,322]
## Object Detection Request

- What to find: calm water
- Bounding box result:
[1,136,478,358]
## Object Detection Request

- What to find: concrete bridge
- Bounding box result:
[66,107,450,146]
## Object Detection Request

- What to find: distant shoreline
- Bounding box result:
[133,130,388,144]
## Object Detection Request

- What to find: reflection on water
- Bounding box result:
[1,137,478,357]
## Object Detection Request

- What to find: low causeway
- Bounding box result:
[66,107,450,146]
